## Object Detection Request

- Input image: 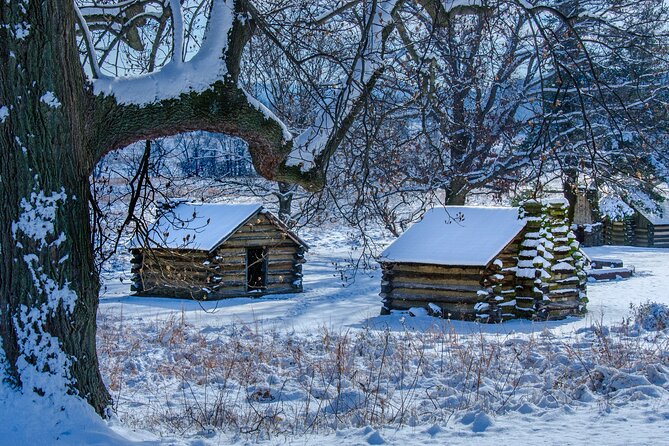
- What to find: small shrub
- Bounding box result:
[632,301,669,331]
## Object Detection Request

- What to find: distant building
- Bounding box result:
[130,203,308,299]
[605,199,669,248]
[378,201,588,322]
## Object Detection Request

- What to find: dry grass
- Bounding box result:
[97,310,669,440]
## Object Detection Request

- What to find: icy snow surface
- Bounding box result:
[599,195,635,220]
[39,91,61,108]
[379,206,526,266]
[136,202,262,251]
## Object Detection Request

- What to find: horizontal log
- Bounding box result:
[225,232,290,243]
[390,281,482,293]
[388,289,479,304]
[265,254,301,263]
[212,253,247,261]
[209,279,248,287]
[264,276,295,286]
[267,263,301,275]
[218,239,297,249]
[142,248,210,258]
[140,270,246,283]
[266,260,297,269]
[589,258,623,269]
[139,263,246,277]
[232,225,288,237]
[265,246,299,254]
[587,268,634,280]
[539,300,581,310]
[136,287,208,299]
[385,263,484,276]
[386,299,477,316]
[141,257,245,268]
[246,215,272,225]
[212,246,246,254]
[389,271,484,286]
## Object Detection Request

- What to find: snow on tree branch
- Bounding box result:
[91,0,235,105]
[285,0,398,173]
[242,88,293,142]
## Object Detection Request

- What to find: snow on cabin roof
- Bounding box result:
[135,202,309,252]
[379,206,526,267]
[137,202,309,252]
[636,199,669,226]
[138,203,263,251]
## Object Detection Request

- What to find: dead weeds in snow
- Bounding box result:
[97,309,669,440]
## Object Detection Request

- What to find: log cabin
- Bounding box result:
[604,199,669,248]
[378,202,588,322]
[130,202,308,299]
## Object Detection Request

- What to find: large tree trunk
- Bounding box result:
[444,178,469,205]
[563,168,578,223]
[276,181,295,224]
[1,0,110,413]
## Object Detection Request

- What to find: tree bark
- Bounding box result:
[444,178,469,205]
[563,168,578,223]
[276,181,295,224]
[1,0,110,413]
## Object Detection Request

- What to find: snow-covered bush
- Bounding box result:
[632,301,669,331]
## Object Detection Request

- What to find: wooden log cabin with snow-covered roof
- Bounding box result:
[604,199,669,248]
[378,202,588,322]
[130,203,308,299]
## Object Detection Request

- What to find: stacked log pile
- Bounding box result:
[534,200,587,319]
[475,236,521,322]
[514,200,548,319]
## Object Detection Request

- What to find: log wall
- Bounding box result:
[132,213,306,299]
[380,262,486,321]
[633,214,652,247]
[604,219,635,246]
[604,213,669,248]
[652,224,669,248]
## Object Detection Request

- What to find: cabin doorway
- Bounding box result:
[246,247,267,291]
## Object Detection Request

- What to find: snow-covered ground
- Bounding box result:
[100,238,669,338]
[3,231,669,445]
[89,232,669,445]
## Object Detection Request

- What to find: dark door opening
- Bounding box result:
[246,247,267,291]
